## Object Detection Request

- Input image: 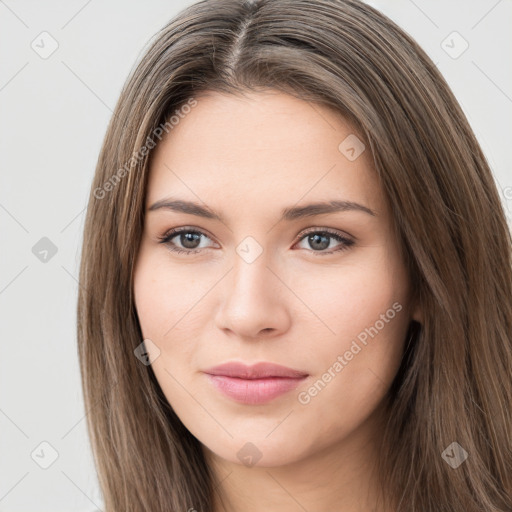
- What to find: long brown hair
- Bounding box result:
[77,0,512,510]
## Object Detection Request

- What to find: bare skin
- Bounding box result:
[133,89,422,512]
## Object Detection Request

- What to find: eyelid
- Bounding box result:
[295,226,355,242]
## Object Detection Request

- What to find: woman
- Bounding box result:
[77,0,512,510]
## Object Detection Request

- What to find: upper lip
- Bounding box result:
[204,362,308,379]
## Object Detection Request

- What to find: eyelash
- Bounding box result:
[157,226,355,256]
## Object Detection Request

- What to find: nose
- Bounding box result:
[214,251,292,339]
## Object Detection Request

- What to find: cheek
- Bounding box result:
[133,251,206,340]
[295,313,407,439]
[296,248,409,351]
[133,251,221,386]
[292,254,410,438]
[133,254,204,411]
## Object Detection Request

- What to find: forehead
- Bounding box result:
[146,90,386,217]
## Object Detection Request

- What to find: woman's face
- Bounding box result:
[133,90,420,468]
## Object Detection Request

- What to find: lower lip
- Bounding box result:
[205,374,307,405]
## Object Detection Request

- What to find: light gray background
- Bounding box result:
[1,0,511,510]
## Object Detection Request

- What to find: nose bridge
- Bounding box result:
[229,240,277,304]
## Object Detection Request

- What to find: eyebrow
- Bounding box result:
[148,197,376,222]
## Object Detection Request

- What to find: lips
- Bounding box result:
[203,362,309,405]
[204,361,308,379]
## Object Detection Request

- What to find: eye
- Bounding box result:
[157,227,216,255]
[294,228,355,255]
[158,226,355,256]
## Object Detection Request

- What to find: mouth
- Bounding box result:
[203,361,309,405]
